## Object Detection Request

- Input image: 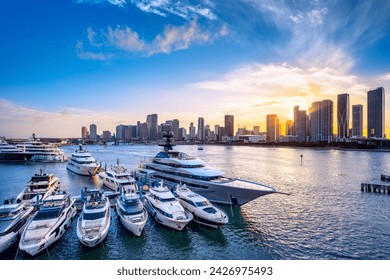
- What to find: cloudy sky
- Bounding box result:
[1,0,390,138]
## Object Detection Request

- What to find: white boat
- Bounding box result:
[99,162,137,191]
[137,132,277,206]
[0,139,34,162]
[17,171,59,205]
[19,189,76,257]
[76,188,111,247]
[174,185,228,229]
[16,136,68,163]
[143,181,193,231]
[116,185,148,236]
[0,198,34,254]
[67,145,100,176]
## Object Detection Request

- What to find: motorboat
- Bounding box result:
[143,181,193,231]
[116,184,148,236]
[99,161,137,192]
[0,198,34,254]
[67,145,100,176]
[137,131,277,206]
[174,185,228,229]
[19,189,76,256]
[76,188,111,247]
[17,171,59,205]
[16,136,68,163]
[0,139,34,162]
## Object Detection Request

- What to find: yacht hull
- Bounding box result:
[67,163,99,176]
[144,199,192,231]
[19,205,76,257]
[117,207,148,237]
[76,208,111,248]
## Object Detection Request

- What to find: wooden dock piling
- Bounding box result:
[361,183,390,194]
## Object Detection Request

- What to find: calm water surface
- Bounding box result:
[1,144,390,260]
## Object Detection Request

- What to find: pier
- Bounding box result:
[361,183,390,194]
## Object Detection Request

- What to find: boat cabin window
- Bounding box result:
[35,207,62,220]
[202,207,217,214]
[83,211,106,220]
[195,201,211,207]
[181,198,197,208]
[154,195,175,203]
[155,152,169,158]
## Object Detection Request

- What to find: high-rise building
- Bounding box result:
[352,104,363,137]
[197,117,205,141]
[102,130,111,140]
[224,115,234,138]
[285,120,293,136]
[337,93,350,140]
[89,124,97,140]
[310,102,322,142]
[253,126,260,135]
[178,127,186,141]
[293,105,299,135]
[214,125,220,140]
[146,114,158,141]
[266,114,279,142]
[189,122,196,139]
[172,119,180,139]
[137,122,148,140]
[367,87,385,138]
[81,126,88,141]
[321,100,334,143]
[297,110,307,142]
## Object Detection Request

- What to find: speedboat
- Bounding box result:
[116,184,148,236]
[137,131,277,206]
[99,161,137,191]
[0,139,34,162]
[16,136,68,163]
[67,145,100,176]
[174,185,228,229]
[19,189,76,257]
[76,188,110,247]
[17,171,59,205]
[143,181,193,231]
[0,198,34,254]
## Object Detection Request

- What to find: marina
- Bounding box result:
[1,144,390,260]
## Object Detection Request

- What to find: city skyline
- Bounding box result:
[1,1,390,138]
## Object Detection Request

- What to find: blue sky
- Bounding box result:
[1,0,390,138]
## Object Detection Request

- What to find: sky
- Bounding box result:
[1,0,390,138]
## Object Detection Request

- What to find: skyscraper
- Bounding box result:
[81,126,88,141]
[321,100,334,143]
[266,114,279,142]
[337,93,350,140]
[224,115,234,139]
[367,87,385,138]
[146,114,158,141]
[90,124,97,140]
[189,122,196,139]
[293,105,299,136]
[310,101,322,142]
[352,104,363,137]
[172,119,180,139]
[297,110,307,142]
[285,121,293,136]
[197,117,205,141]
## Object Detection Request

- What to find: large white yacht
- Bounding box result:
[99,161,137,191]
[143,181,193,231]
[19,189,76,257]
[16,136,68,163]
[76,188,111,247]
[116,184,148,236]
[0,139,34,162]
[137,132,277,206]
[0,199,34,254]
[17,171,59,205]
[67,145,100,176]
[174,185,228,229]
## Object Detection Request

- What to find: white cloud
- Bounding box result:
[129,0,217,20]
[79,21,227,58]
[76,0,127,7]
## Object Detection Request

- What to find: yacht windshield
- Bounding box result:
[83,211,105,220]
[35,207,62,220]
[203,207,217,214]
[158,197,176,203]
